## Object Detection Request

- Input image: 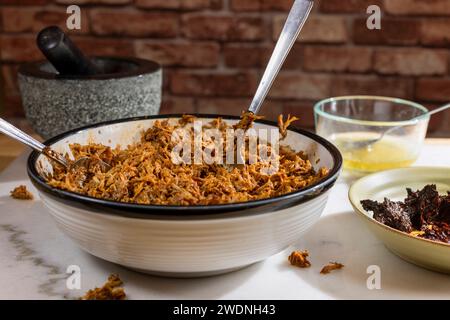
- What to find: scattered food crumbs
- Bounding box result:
[80,274,126,300]
[288,250,311,268]
[320,262,344,274]
[10,185,33,200]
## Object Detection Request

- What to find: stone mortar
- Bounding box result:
[18,56,161,139]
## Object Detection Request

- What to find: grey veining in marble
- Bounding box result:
[0,224,66,297]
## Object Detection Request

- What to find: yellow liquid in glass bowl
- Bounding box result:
[331,133,417,172]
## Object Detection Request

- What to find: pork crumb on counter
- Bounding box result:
[80,274,126,300]
[320,262,344,274]
[10,185,34,200]
[288,250,311,268]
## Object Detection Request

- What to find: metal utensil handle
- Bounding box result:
[248,0,313,114]
[0,117,69,168]
[0,117,46,152]
[425,103,450,117]
[384,102,450,136]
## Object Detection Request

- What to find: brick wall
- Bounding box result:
[1,0,450,136]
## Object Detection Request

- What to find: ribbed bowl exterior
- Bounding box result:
[40,191,330,276]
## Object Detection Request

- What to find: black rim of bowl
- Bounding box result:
[18,56,161,80]
[27,114,343,216]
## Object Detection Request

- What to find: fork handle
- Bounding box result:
[384,102,450,136]
[248,0,313,114]
[0,117,46,152]
[426,103,450,117]
[0,117,69,168]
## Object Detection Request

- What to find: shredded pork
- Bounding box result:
[47,115,328,206]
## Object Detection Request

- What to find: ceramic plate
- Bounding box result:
[348,167,450,274]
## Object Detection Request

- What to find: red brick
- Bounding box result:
[0,0,48,4]
[385,0,450,16]
[90,9,178,37]
[0,35,43,62]
[303,46,372,73]
[223,44,270,68]
[209,0,222,10]
[1,65,19,94]
[195,97,282,120]
[420,19,450,46]
[332,76,414,99]
[160,96,196,114]
[1,7,89,34]
[170,71,258,97]
[422,103,447,133]
[416,78,450,102]
[273,15,347,43]
[161,69,172,91]
[374,48,447,76]
[282,44,303,70]
[437,113,450,136]
[230,0,292,11]
[320,0,383,13]
[2,94,24,118]
[196,97,250,115]
[134,41,220,67]
[255,100,284,121]
[280,101,315,128]
[224,43,303,69]
[182,14,266,41]
[55,0,131,4]
[353,18,420,46]
[72,36,135,56]
[269,73,331,100]
[136,0,210,9]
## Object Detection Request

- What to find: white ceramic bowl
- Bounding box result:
[28,115,342,277]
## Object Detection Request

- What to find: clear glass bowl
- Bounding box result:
[314,96,429,173]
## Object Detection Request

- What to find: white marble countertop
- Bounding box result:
[1,141,449,300]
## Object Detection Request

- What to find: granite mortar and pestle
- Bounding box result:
[18,26,162,139]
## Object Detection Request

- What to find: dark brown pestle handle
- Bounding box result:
[37,26,98,76]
